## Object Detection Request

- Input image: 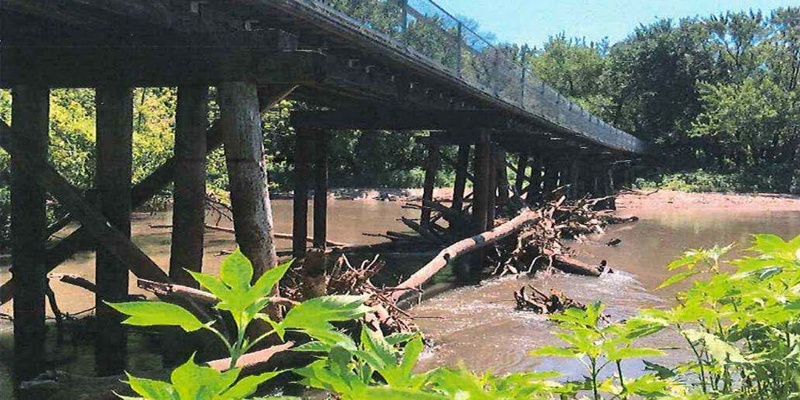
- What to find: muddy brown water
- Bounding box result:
[1,201,799,395]
[411,208,800,380]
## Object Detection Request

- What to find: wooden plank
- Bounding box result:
[451,145,470,211]
[219,82,279,278]
[313,130,329,249]
[169,86,208,288]
[94,85,133,375]
[10,85,49,384]
[293,127,313,257]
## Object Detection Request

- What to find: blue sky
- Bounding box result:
[431,0,791,47]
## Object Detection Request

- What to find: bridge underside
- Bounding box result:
[0,0,645,387]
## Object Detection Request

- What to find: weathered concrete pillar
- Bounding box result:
[312,130,329,249]
[293,127,313,257]
[10,86,49,384]
[170,86,208,288]
[95,85,133,375]
[219,82,278,277]
[421,141,440,228]
[451,145,470,211]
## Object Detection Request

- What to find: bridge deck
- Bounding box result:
[0,0,646,154]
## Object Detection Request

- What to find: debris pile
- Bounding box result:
[513,285,586,314]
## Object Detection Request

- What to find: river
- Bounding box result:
[1,196,799,396]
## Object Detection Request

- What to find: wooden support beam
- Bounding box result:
[515,153,528,194]
[10,85,49,384]
[219,82,279,278]
[292,127,313,257]
[495,147,509,206]
[473,133,492,233]
[0,85,297,307]
[451,145,470,211]
[94,85,133,375]
[1,46,323,88]
[420,141,440,228]
[527,156,543,202]
[569,159,583,199]
[169,86,208,288]
[542,161,559,195]
[0,122,169,282]
[313,130,329,249]
[290,109,508,130]
[487,147,498,226]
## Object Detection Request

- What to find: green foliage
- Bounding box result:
[119,354,282,400]
[110,235,800,399]
[110,250,370,399]
[530,302,670,399]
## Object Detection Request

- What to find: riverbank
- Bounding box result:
[617,189,800,215]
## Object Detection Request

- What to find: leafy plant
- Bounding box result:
[530,302,669,399]
[109,249,372,399]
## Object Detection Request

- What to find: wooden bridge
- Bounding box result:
[0,0,647,386]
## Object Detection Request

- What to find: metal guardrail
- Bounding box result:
[302,0,643,153]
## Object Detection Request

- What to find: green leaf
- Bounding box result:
[529,346,580,358]
[250,259,293,299]
[279,295,371,344]
[170,355,239,400]
[125,374,179,400]
[657,271,699,289]
[187,271,231,301]
[607,346,666,361]
[220,248,254,291]
[107,301,207,332]
[643,360,677,379]
[683,329,745,363]
[221,371,283,398]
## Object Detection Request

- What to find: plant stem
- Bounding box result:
[616,359,626,396]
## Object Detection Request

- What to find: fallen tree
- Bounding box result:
[390,208,542,302]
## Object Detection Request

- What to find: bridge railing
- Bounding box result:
[312,0,635,149]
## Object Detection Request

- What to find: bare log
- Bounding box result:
[390,209,541,301]
[207,342,294,373]
[137,279,299,307]
[553,254,603,277]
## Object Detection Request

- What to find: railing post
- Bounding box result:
[520,67,526,106]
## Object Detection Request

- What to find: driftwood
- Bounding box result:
[514,285,586,314]
[390,209,541,302]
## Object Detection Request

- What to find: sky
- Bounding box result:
[431,0,792,47]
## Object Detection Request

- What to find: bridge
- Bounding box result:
[0,0,646,386]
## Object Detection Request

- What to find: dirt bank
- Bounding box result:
[617,190,800,216]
